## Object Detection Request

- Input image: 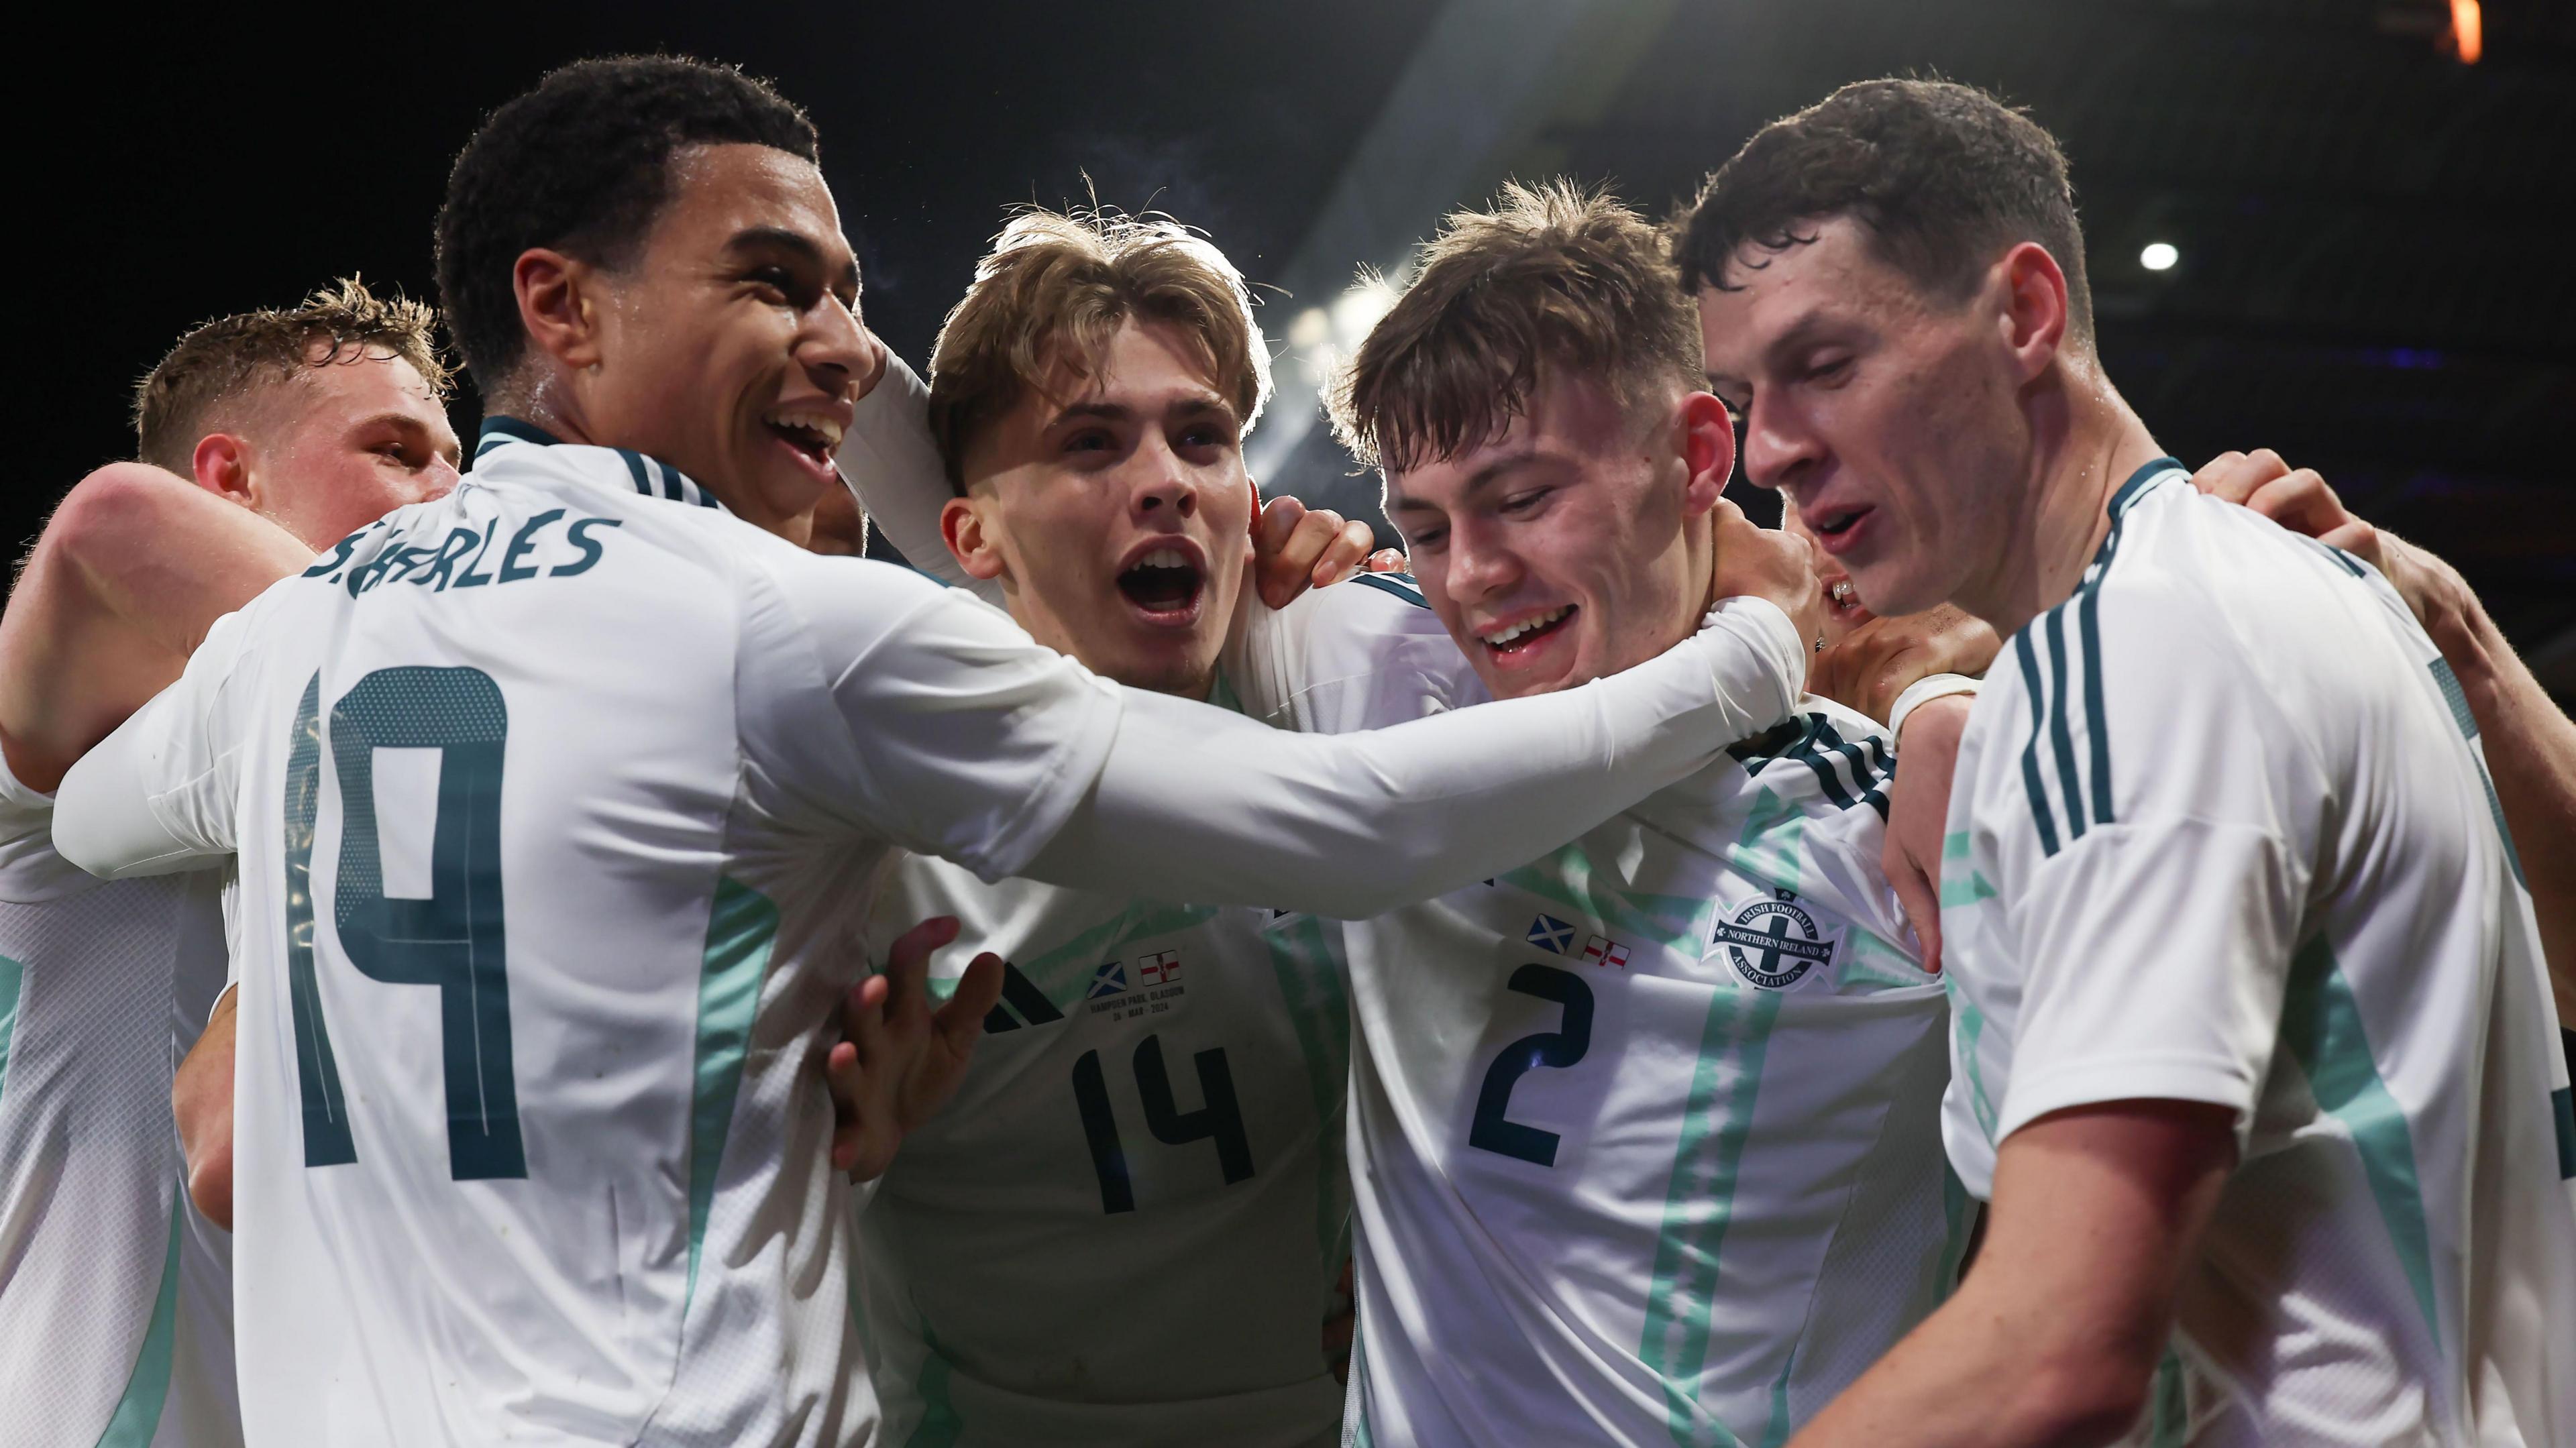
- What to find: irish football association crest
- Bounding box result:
[1714,888,1834,989]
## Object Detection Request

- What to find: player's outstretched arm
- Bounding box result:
[2197,450,2576,1026]
[1786,1100,2237,1447]
[0,462,313,791]
[1022,590,1805,917]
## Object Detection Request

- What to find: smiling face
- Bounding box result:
[1388,375,1724,700]
[1698,216,2033,620]
[239,345,462,547]
[579,143,885,539]
[945,319,1254,697]
[1778,505,1870,646]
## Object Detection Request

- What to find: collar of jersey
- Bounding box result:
[474,416,729,514]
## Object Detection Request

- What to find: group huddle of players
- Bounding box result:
[4,52,2572,1448]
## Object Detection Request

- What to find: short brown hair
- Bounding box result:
[1676,78,2094,346]
[927,209,1270,488]
[1328,181,1701,476]
[132,277,452,473]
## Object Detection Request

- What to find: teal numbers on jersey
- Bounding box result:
[1468,963,1595,1167]
[284,675,357,1166]
[278,666,527,1179]
[1070,1035,1254,1213]
[329,667,526,1180]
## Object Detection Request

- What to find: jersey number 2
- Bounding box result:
[284,667,527,1180]
[1468,963,1595,1167]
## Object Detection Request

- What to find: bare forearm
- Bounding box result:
[1790,1287,2113,1447]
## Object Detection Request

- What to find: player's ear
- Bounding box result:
[1677,392,1734,517]
[941,494,1007,581]
[190,433,258,510]
[1995,241,2070,384]
[515,247,604,374]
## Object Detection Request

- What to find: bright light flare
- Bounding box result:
[2140,241,2179,272]
[2451,0,2481,64]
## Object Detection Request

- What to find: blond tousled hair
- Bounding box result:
[926,209,1271,489]
[1328,180,1701,476]
[132,277,452,473]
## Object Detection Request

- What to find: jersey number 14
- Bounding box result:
[281,667,527,1180]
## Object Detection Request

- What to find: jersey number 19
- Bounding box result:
[281,666,527,1180]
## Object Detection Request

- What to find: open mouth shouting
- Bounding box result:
[1475,603,1577,668]
[763,404,849,484]
[1114,539,1206,626]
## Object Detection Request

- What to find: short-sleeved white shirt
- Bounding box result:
[1940,461,2576,1445]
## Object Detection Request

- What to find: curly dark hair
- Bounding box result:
[133,276,452,474]
[1328,180,1701,476]
[1675,78,2093,347]
[435,55,818,391]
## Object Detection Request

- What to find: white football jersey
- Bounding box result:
[1940,461,2576,1445]
[858,797,1352,1447]
[1232,581,1962,1447]
[55,419,1809,1448]
[0,758,238,1448]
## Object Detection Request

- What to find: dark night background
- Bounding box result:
[38,0,2574,694]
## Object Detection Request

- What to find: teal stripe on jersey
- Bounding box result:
[1639,985,1783,1447]
[2429,659,2526,886]
[1949,985,2000,1145]
[1349,573,1428,610]
[2010,633,2062,856]
[1262,914,1352,1257]
[904,1328,965,1448]
[0,952,20,1108]
[2551,1087,2575,1181]
[2041,607,2088,842]
[615,449,657,498]
[2145,1348,2188,1447]
[1341,1321,1375,1448]
[2280,936,2441,1351]
[1937,830,1998,909]
[686,877,776,1307]
[93,1206,182,1447]
[2076,587,2114,829]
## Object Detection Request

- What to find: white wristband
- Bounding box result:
[1888,672,1982,740]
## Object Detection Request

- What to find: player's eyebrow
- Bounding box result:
[724,225,863,298]
[354,410,461,464]
[1384,445,1556,514]
[1046,392,1240,431]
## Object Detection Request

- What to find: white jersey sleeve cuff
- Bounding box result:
[1995,1050,2260,1153]
[1887,672,1982,740]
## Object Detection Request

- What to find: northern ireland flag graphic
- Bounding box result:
[1580,934,1631,968]
[1139,950,1183,987]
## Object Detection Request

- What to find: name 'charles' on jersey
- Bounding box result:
[1941,461,2576,1446]
[1232,579,1965,1447]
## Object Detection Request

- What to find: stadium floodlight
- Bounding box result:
[2140,241,2180,272]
